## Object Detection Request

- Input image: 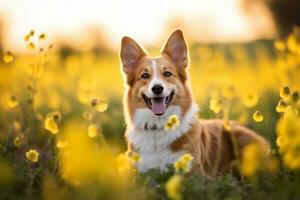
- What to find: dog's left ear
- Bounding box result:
[161,29,188,68]
[120,36,147,75]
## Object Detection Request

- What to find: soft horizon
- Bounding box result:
[0,0,276,51]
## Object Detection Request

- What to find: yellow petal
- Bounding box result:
[165,174,182,200]
[45,117,59,134]
[56,139,69,149]
[14,136,22,148]
[24,34,31,42]
[39,33,46,40]
[276,100,287,113]
[3,51,14,64]
[253,111,264,122]
[280,86,290,100]
[26,149,39,163]
[7,96,18,108]
[242,92,259,108]
[96,102,108,112]
[27,42,35,50]
[87,124,98,138]
[209,98,222,114]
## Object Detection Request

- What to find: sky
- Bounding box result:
[0,0,277,51]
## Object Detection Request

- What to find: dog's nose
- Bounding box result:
[152,84,164,95]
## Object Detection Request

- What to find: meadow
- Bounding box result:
[0,28,300,200]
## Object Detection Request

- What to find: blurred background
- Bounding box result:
[0,1,300,199]
[0,0,299,147]
[0,0,299,51]
[0,0,300,146]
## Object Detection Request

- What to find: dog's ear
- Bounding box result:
[161,29,188,68]
[120,36,146,74]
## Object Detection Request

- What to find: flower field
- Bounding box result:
[0,28,300,200]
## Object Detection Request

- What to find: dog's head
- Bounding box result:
[120,30,192,123]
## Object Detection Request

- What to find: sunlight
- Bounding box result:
[0,0,276,51]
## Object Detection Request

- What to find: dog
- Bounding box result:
[120,30,268,176]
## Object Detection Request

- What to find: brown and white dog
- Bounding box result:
[120,30,268,176]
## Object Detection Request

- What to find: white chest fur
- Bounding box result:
[127,104,199,172]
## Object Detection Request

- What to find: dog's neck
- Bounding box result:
[127,103,199,133]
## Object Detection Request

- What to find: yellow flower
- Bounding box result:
[59,122,116,186]
[3,51,14,64]
[181,153,193,162]
[242,92,259,108]
[283,150,300,170]
[56,139,68,149]
[292,91,299,103]
[209,98,223,114]
[29,30,35,36]
[90,97,99,107]
[87,124,98,138]
[283,106,298,119]
[39,33,46,41]
[169,115,180,126]
[116,153,134,174]
[280,86,291,100]
[277,115,300,138]
[276,100,287,113]
[96,101,108,112]
[241,143,267,177]
[287,33,299,53]
[164,122,173,131]
[125,151,141,163]
[24,34,31,42]
[82,111,93,120]
[14,136,21,148]
[274,40,285,51]
[165,174,182,200]
[164,115,180,131]
[276,116,300,169]
[276,135,288,153]
[45,117,59,134]
[253,111,264,122]
[7,96,19,108]
[27,42,35,50]
[49,111,62,121]
[26,149,39,163]
[174,153,193,173]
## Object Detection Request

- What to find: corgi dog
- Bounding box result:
[120,30,268,176]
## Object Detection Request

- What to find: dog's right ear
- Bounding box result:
[161,29,188,69]
[120,36,146,75]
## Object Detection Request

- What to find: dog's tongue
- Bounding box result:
[151,99,166,115]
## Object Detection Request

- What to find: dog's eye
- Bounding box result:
[141,73,150,79]
[163,71,172,77]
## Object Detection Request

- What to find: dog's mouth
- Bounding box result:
[142,90,175,116]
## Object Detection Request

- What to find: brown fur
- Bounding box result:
[171,119,268,176]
